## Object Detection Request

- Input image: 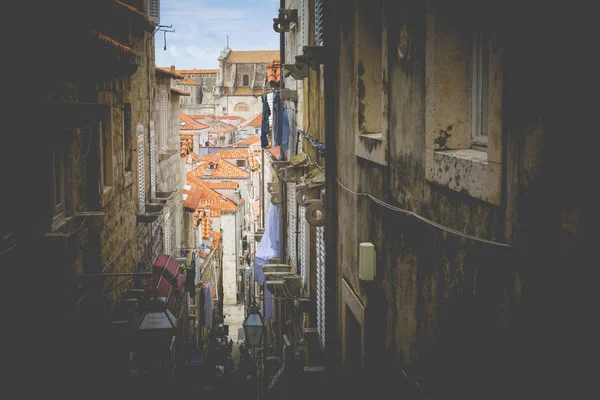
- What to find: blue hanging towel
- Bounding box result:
[281,108,291,154]
[261,94,271,148]
[273,91,281,147]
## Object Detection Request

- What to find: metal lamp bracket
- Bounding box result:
[295,46,324,71]
[284,166,305,183]
[273,9,298,33]
[283,64,309,80]
[305,199,325,226]
[280,89,298,102]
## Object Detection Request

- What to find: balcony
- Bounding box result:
[137,191,175,223]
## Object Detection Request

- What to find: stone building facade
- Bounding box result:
[175,69,219,115]
[215,48,280,119]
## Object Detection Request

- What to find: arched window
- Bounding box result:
[243,74,249,86]
[234,103,249,112]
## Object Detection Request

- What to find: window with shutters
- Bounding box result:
[99,119,114,187]
[316,225,325,350]
[175,210,181,253]
[149,121,156,198]
[160,94,168,152]
[301,0,309,47]
[354,0,388,166]
[299,205,308,291]
[147,0,160,25]
[314,0,324,46]
[287,183,297,267]
[164,211,171,256]
[123,104,132,172]
[51,146,66,225]
[137,128,145,210]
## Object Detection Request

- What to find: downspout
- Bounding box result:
[278,0,286,264]
[323,0,340,388]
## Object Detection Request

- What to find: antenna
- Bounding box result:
[226,34,229,48]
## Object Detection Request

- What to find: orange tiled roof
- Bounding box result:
[233,87,253,95]
[176,76,200,85]
[247,114,262,127]
[226,50,280,64]
[156,67,184,79]
[91,30,134,54]
[217,149,250,159]
[171,87,190,96]
[177,69,218,74]
[180,135,194,157]
[267,59,281,85]
[188,155,250,179]
[235,135,261,146]
[186,173,240,212]
[180,112,209,130]
[209,125,235,134]
[113,0,155,31]
[248,155,259,171]
[269,146,281,159]
[204,181,239,189]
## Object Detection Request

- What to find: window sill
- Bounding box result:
[426,148,501,205]
[124,171,133,188]
[355,133,388,166]
[101,186,115,207]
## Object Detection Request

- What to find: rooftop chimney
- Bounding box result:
[170,65,176,73]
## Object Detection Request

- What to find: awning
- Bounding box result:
[153,253,185,295]
[137,309,177,330]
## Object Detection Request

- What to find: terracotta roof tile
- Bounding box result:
[180,135,193,157]
[176,76,200,85]
[233,87,253,95]
[177,69,218,74]
[90,30,134,54]
[267,59,281,86]
[226,50,280,64]
[180,112,209,130]
[248,155,259,171]
[204,181,239,189]
[269,146,281,159]
[187,155,250,180]
[113,0,155,31]
[235,135,261,146]
[217,149,250,159]
[185,176,238,216]
[156,67,184,79]
[171,87,190,96]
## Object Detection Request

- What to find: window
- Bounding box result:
[147,0,160,25]
[299,206,308,292]
[160,94,168,151]
[254,128,259,135]
[137,125,145,210]
[123,103,132,171]
[242,74,249,86]
[471,32,489,150]
[52,147,66,221]
[99,120,113,188]
[149,121,156,199]
[287,183,297,267]
[164,211,171,256]
[424,4,502,204]
[301,0,309,47]
[234,103,249,112]
[236,159,246,167]
[315,0,324,45]
[316,225,326,350]
[354,0,388,165]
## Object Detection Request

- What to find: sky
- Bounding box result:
[155,0,280,69]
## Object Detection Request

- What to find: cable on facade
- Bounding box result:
[336,178,511,248]
[102,224,145,273]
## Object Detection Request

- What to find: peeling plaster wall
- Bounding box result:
[333,0,594,397]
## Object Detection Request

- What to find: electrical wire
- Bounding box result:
[336,178,511,247]
[102,224,145,273]
[0,244,18,257]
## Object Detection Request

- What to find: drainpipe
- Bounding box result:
[278,0,286,264]
[323,0,340,389]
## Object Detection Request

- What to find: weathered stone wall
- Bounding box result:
[332,1,594,397]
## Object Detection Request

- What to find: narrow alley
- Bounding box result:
[7,1,596,399]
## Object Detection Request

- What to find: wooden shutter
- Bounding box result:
[314,0,324,46]
[148,0,160,25]
[150,121,156,199]
[316,225,325,349]
[287,183,297,267]
[137,129,145,210]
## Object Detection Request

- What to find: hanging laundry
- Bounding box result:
[261,94,271,148]
[281,107,291,154]
[273,90,281,148]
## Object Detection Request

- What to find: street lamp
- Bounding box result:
[243,303,265,348]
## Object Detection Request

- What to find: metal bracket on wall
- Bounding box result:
[295,46,324,71]
[273,9,298,33]
[283,64,309,80]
